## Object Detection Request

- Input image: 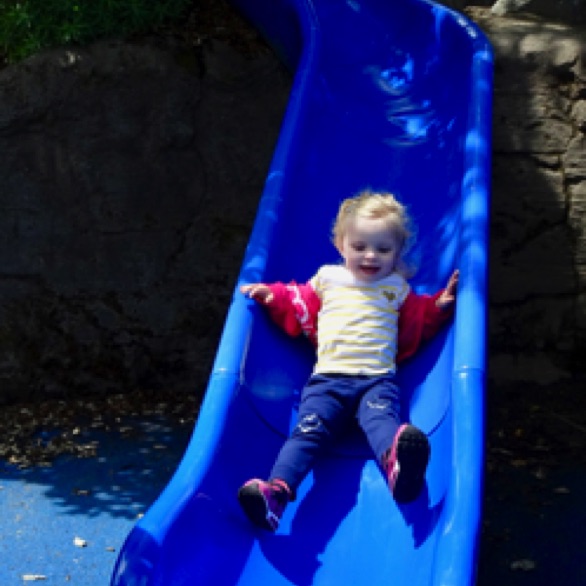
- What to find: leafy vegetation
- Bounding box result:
[0,0,193,64]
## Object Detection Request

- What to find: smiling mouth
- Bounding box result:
[360,266,380,275]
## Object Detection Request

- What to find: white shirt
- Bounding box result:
[310,265,410,375]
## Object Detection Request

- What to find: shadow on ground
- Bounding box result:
[478,379,586,585]
[0,391,196,584]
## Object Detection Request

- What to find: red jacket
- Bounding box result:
[258,281,453,364]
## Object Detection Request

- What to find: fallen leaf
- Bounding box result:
[73,536,88,548]
[511,459,527,468]
[22,575,47,581]
[511,559,536,571]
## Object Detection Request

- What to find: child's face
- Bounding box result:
[338,215,401,282]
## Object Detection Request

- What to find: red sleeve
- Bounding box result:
[397,290,454,363]
[260,282,320,346]
[258,283,451,360]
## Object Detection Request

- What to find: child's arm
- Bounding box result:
[242,270,459,359]
[240,281,320,345]
[241,283,275,304]
[397,270,459,363]
[435,269,459,311]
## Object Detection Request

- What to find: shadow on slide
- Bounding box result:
[111,1,493,584]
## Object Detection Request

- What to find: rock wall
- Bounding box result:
[490,0,586,24]
[440,1,586,25]
[466,8,586,385]
[0,39,290,402]
[0,6,585,402]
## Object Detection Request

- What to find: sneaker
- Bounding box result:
[238,478,291,531]
[384,424,430,503]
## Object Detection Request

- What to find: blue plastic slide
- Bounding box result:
[111,1,492,584]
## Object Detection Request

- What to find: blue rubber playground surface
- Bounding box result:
[0,395,195,585]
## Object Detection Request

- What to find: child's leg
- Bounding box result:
[269,374,355,495]
[357,377,402,459]
[238,374,354,530]
[357,377,430,503]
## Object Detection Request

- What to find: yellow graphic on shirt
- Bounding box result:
[383,290,396,302]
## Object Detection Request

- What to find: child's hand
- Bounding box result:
[240,283,274,304]
[436,270,459,311]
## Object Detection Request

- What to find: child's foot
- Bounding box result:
[384,424,430,503]
[237,478,291,531]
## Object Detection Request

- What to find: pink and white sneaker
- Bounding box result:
[384,424,430,503]
[238,478,291,531]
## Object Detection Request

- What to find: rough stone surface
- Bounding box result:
[491,0,586,24]
[0,38,290,402]
[438,0,586,26]
[467,7,586,385]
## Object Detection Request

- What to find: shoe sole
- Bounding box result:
[238,482,276,531]
[392,425,430,503]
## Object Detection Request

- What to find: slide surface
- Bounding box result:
[111,1,493,584]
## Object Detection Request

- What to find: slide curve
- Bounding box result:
[111,1,493,584]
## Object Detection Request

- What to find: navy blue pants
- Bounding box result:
[270,373,401,495]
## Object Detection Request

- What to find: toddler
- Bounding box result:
[238,189,458,531]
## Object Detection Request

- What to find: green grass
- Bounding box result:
[0,0,193,64]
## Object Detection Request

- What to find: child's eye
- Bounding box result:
[378,246,393,254]
[352,243,366,252]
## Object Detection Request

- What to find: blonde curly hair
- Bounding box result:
[332,189,417,277]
